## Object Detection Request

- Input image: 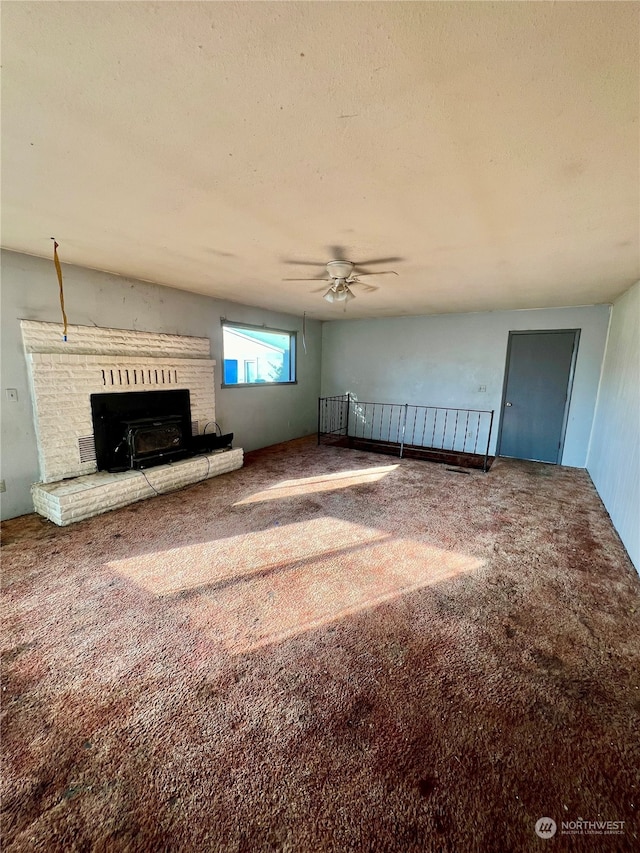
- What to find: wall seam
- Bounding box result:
[585,303,613,469]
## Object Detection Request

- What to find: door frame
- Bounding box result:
[496,329,581,464]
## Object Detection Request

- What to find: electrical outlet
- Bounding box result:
[478,385,487,393]
[0,480,6,493]
[6,388,18,402]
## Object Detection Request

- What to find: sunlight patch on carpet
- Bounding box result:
[233,463,399,505]
[107,517,484,653]
[222,537,484,653]
[107,518,390,595]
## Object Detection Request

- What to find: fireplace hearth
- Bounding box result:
[91,389,192,472]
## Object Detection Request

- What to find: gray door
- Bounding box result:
[498,330,579,464]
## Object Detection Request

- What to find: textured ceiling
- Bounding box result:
[2,1,638,320]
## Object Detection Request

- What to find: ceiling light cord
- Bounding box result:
[51,238,68,341]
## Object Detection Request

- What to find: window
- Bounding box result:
[221,322,296,386]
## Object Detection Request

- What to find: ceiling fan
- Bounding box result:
[283,247,400,304]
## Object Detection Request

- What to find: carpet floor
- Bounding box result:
[2,437,639,852]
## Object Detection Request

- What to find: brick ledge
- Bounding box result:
[32,448,243,526]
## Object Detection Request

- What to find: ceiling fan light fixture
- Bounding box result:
[323,281,356,304]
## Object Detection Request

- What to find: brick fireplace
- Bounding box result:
[21,321,243,524]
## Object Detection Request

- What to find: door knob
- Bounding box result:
[505,402,513,407]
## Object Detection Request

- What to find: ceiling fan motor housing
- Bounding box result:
[326,260,354,279]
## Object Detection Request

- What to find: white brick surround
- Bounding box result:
[32,449,244,526]
[21,321,218,483]
[21,320,210,358]
[21,321,243,525]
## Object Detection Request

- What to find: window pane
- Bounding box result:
[222,324,296,385]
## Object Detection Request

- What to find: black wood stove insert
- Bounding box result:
[91,389,192,472]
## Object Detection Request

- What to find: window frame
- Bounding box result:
[220,319,298,388]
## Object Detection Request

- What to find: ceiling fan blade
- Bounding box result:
[283,259,326,267]
[354,256,402,266]
[352,270,398,278]
[282,277,329,281]
[349,282,379,293]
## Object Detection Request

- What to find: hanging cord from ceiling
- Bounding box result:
[51,238,68,341]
